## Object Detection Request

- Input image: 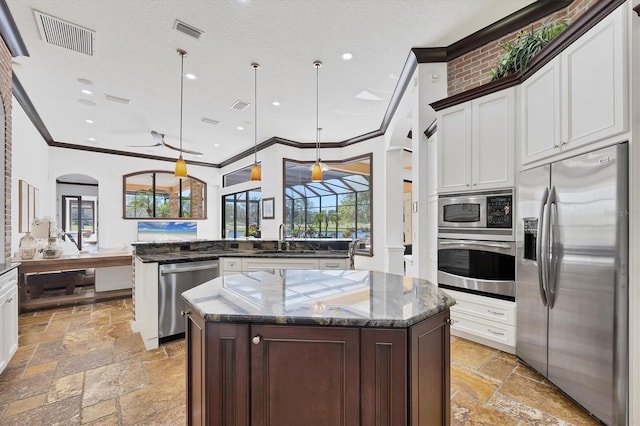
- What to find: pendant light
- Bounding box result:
[250,63,261,181]
[311,60,328,182]
[174,49,188,178]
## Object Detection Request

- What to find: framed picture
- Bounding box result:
[18,180,29,233]
[262,197,275,219]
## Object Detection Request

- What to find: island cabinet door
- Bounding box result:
[250,325,360,426]
[360,328,407,426]
[186,315,250,426]
[409,310,451,426]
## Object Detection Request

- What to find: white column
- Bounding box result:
[412,63,447,280]
[384,146,405,274]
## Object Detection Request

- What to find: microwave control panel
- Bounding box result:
[486,195,512,228]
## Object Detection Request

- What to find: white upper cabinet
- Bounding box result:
[438,88,515,194]
[437,102,471,192]
[472,89,515,191]
[521,5,627,166]
[521,57,562,164]
[561,4,627,148]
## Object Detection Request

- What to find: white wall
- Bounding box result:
[11,98,50,255]
[11,98,222,253]
[220,136,386,271]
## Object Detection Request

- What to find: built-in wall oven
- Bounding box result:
[437,189,516,300]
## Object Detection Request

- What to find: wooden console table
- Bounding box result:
[14,252,132,312]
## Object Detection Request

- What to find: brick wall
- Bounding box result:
[1,39,12,264]
[447,0,598,96]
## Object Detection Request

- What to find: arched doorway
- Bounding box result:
[56,174,98,251]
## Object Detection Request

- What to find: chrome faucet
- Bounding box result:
[278,223,286,251]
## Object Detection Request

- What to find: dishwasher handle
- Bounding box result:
[160,262,219,275]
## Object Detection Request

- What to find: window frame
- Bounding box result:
[122,170,207,220]
[222,187,262,239]
[282,153,373,256]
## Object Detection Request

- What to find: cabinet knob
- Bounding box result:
[446,318,456,325]
[252,335,261,345]
[180,310,190,317]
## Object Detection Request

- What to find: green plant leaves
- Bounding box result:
[490,19,570,81]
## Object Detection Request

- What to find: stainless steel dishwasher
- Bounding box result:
[158,259,219,340]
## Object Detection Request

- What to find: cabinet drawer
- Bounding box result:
[242,258,319,271]
[0,269,17,294]
[221,258,242,272]
[450,310,515,347]
[444,289,515,326]
[318,259,348,269]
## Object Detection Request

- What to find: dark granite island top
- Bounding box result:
[182,270,455,426]
[182,269,455,327]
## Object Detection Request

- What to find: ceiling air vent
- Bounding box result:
[174,20,204,39]
[230,100,250,111]
[34,10,94,56]
[201,117,220,125]
[104,94,131,105]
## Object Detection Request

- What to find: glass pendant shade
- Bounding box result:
[175,49,188,178]
[250,162,261,181]
[250,63,261,182]
[311,161,323,182]
[175,155,187,177]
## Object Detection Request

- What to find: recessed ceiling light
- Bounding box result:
[87,137,95,142]
[272,101,280,106]
[81,89,92,95]
[185,73,197,80]
[77,78,94,85]
[85,119,94,124]
[342,52,353,60]
[237,126,244,131]
[214,143,220,147]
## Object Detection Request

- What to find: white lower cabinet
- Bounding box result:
[220,257,349,275]
[444,288,516,354]
[0,269,18,374]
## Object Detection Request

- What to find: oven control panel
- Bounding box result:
[486,195,512,228]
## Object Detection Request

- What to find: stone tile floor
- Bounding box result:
[0,297,600,425]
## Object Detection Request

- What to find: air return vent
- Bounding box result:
[201,117,220,125]
[174,20,204,39]
[34,10,94,56]
[104,94,131,105]
[230,100,250,111]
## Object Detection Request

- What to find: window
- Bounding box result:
[223,162,262,187]
[283,154,372,255]
[123,171,206,219]
[223,189,261,238]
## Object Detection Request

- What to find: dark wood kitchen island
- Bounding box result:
[181,269,456,426]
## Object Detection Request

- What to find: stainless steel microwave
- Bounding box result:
[438,189,514,241]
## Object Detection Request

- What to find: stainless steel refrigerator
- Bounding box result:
[517,143,628,426]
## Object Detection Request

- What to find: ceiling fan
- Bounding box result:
[127,130,204,156]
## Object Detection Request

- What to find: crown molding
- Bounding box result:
[4,0,584,168]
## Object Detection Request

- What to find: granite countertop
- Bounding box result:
[182,270,456,328]
[137,250,349,264]
[0,263,20,276]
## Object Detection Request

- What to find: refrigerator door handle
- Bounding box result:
[536,187,549,306]
[547,186,558,309]
[541,188,554,306]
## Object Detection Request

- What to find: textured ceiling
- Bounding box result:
[7,0,533,166]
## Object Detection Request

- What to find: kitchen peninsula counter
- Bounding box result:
[182,270,455,425]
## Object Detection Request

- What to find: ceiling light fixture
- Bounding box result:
[85,119,94,124]
[341,52,353,60]
[311,60,328,182]
[272,101,280,106]
[185,73,197,80]
[250,63,261,181]
[81,89,92,95]
[174,49,188,178]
